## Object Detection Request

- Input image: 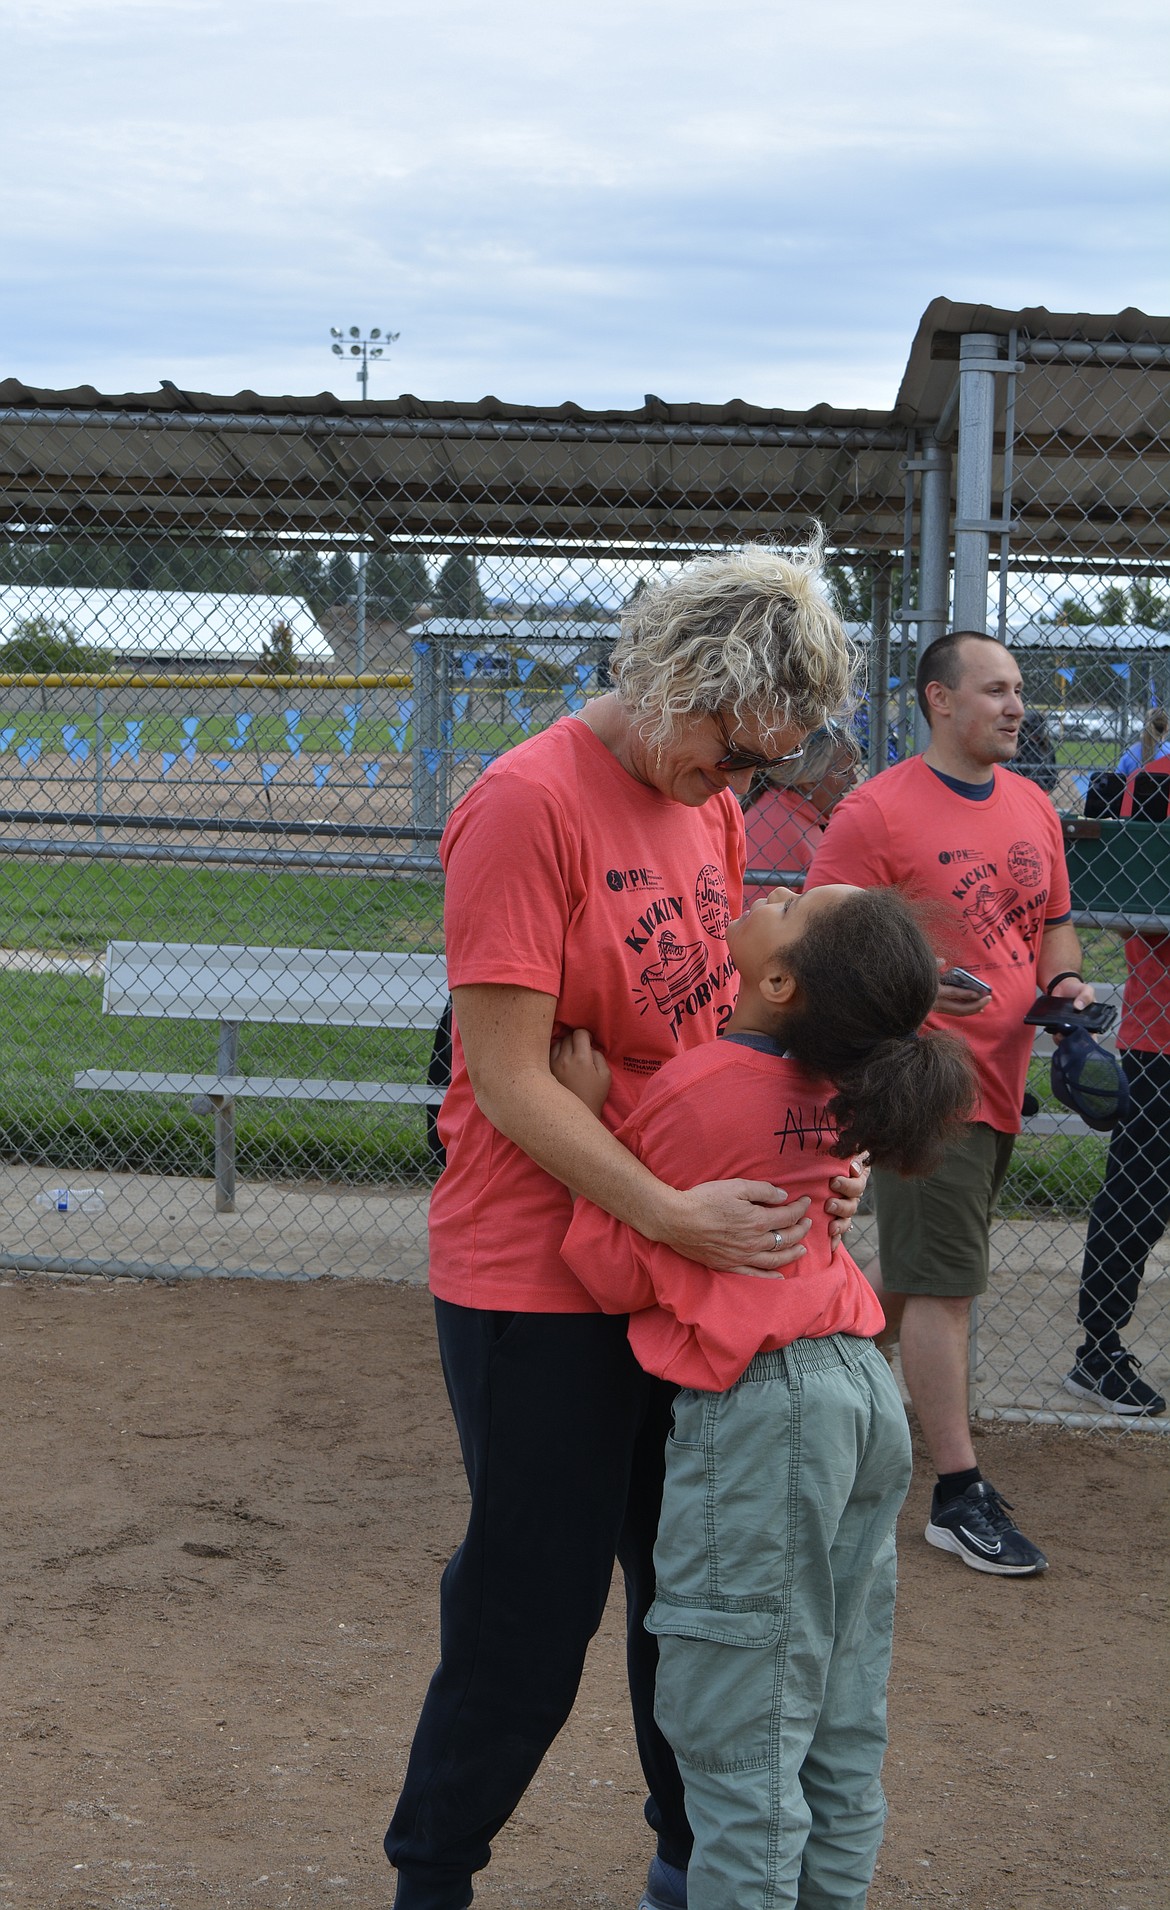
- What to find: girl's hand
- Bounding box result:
[827,1155,868,1254]
[550,1028,612,1119]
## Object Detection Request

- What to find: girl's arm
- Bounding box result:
[456,983,813,1274]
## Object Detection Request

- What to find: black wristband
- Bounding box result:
[1045,971,1084,992]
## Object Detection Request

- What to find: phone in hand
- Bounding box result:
[939,966,994,999]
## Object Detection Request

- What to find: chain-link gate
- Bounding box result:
[0,300,1166,1429]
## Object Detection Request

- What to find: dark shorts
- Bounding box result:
[872,1122,1016,1298]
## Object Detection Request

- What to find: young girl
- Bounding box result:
[553,883,976,1910]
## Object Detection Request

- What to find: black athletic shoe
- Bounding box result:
[925,1479,1048,1576]
[639,1856,687,1910]
[1064,1348,1167,1417]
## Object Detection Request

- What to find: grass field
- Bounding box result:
[0,861,445,1185]
[0,859,1125,1204]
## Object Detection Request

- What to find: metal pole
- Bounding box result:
[952,332,1002,635]
[915,438,952,753]
[93,688,105,843]
[214,1019,240,1214]
[871,560,892,774]
[355,550,368,677]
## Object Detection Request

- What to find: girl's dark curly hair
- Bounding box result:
[779,887,977,1177]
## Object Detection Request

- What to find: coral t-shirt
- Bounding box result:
[805,757,1071,1134]
[560,1037,882,1391]
[743,787,824,878]
[1119,757,1170,1053]
[429,717,747,1312]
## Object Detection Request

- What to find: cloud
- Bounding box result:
[2,0,1167,405]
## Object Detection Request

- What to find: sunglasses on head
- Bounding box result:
[712,710,807,774]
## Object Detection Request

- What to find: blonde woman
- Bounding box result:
[385,545,865,1910]
[1116,706,1170,778]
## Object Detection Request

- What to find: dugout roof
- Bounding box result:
[0,299,1167,564]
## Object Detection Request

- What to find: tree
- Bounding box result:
[1096,584,1130,625]
[366,550,431,621]
[1130,580,1170,630]
[326,552,357,603]
[435,550,485,618]
[0,616,114,673]
[258,620,299,675]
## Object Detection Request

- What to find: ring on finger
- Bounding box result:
[773,1230,783,1251]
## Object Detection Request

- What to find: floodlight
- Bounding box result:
[349,326,360,337]
[332,344,342,355]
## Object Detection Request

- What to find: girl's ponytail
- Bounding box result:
[781,890,977,1177]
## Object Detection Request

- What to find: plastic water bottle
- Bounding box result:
[33,1187,106,1214]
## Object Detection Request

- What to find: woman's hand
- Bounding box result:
[652,1180,813,1277]
[827,1155,869,1254]
[550,1028,612,1119]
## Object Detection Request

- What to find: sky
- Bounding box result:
[3,0,1168,412]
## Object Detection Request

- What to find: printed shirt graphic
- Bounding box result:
[805,757,1071,1133]
[430,717,746,1311]
[561,1041,882,1390]
[1119,757,1170,1052]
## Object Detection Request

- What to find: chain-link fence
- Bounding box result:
[0,300,1166,1428]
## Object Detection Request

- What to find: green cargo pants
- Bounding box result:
[647,1334,912,1910]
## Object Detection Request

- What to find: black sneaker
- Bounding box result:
[1064,1348,1167,1417]
[925,1479,1048,1576]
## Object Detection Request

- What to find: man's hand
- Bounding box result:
[935,980,991,1018]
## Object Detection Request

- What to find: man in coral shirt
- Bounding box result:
[807,631,1094,1577]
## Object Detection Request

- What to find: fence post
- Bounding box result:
[915,438,952,753]
[93,687,105,843]
[952,332,1003,636]
[411,639,447,833]
[870,559,893,774]
[214,1019,240,1215]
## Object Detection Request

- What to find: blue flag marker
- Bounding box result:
[313,764,330,789]
[18,739,43,767]
[564,688,585,713]
[388,724,408,754]
[460,653,477,679]
[212,759,231,773]
[183,742,197,765]
[161,752,179,778]
[453,693,470,724]
[422,747,442,776]
[0,729,13,753]
[364,762,380,787]
[575,663,592,686]
[516,656,537,683]
[261,762,280,787]
[1110,662,1131,679]
[182,717,199,738]
[480,752,496,771]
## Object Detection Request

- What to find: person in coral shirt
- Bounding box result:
[555,882,974,1910]
[807,630,1095,1578]
[741,720,859,882]
[386,544,868,1910]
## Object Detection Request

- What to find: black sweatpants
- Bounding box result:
[1078,1049,1170,1353]
[385,1300,691,1909]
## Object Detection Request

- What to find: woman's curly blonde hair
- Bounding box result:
[609,534,855,748]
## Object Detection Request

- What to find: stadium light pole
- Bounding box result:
[329,326,400,675]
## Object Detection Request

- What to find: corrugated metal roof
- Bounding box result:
[0,300,1165,561]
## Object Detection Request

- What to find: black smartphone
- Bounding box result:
[939,966,993,999]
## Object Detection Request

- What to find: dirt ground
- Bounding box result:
[1,1277,1165,1910]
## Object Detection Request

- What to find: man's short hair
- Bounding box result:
[916,630,1008,722]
